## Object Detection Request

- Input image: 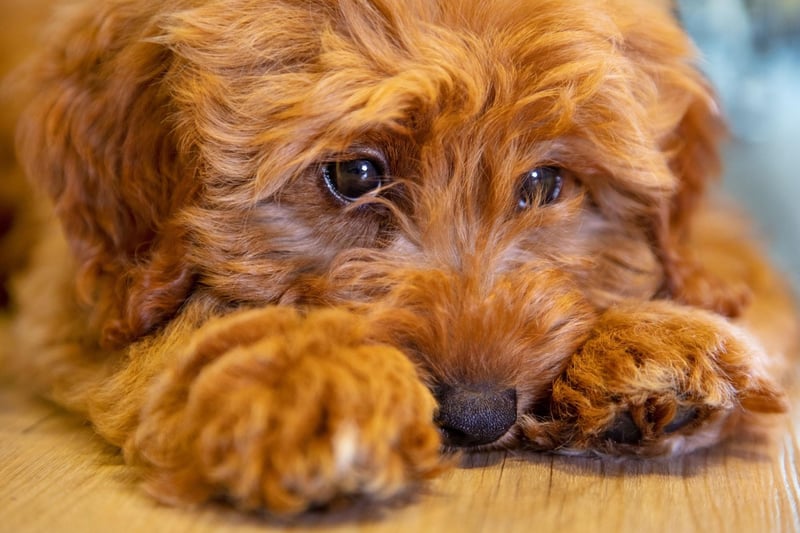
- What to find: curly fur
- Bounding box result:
[4,0,798,515]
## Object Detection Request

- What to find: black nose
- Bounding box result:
[434,385,517,447]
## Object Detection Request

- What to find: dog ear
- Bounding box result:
[619,4,744,317]
[654,87,743,316]
[16,5,197,348]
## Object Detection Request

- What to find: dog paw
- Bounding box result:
[129,308,443,514]
[539,301,787,456]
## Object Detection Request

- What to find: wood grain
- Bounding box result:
[2,372,799,533]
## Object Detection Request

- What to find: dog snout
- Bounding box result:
[434,384,517,447]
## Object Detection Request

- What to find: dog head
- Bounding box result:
[18,0,727,447]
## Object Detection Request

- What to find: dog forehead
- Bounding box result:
[307,0,636,119]
[163,0,681,199]
[165,0,650,126]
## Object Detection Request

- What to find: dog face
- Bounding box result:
[18,0,724,447]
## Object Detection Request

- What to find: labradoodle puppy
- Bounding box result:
[5,0,798,515]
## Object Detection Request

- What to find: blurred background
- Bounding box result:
[679,0,800,290]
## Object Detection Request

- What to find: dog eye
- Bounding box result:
[323,159,385,202]
[518,166,563,209]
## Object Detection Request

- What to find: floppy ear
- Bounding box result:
[654,87,743,316]
[16,4,197,348]
[619,3,743,316]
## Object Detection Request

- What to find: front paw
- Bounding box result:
[129,308,442,514]
[540,302,787,456]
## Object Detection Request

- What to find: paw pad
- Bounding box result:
[603,405,702,445]
[602,412,642,444]
[663,406,699,434]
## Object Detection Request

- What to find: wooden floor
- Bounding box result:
[2,370,800,533]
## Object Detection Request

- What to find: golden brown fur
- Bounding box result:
[3,0,798,515]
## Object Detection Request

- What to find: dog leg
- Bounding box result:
[123,306,442,514]
[532,301,788,456]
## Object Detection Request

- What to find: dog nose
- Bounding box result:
[434,385,517,447]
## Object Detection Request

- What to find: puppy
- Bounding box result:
[6,0,798,515]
